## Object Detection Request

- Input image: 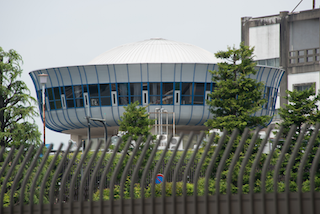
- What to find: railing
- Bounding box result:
[289,48,320,66]
[1,124,320,214]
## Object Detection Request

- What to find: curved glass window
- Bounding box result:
[65,86,74,108]
[194,83,205,105]
[47,87,62,110]
[130,83,141,104]
[89,84,100,106]
[47,88,55,109]
[149,82,174,105]
[162,83,173,104]
[149,83,161,104]
[118,83,129,105]
[44,81,213,110]
[74,85,84,107]
[100,84,111,106]
[181,83,192,104]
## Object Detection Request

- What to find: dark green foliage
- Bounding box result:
[118,101,155,144]
[205,43,270,134]
[0,148,62,207]
[276,84,320,185]
[0,47,41,147]
[278,84,320,139]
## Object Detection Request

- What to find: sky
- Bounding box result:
[0,0,316,147]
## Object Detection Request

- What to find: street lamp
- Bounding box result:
[90,118,108,143]
[38,73,48,145]
[85,117,107,151]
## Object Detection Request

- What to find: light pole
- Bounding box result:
[160,108,164,135]
[90,118,108,144]
[155,108,159,135]
[85,117,107,151]
[38,73,48,145]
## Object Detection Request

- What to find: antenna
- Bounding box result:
[291,0,304,13]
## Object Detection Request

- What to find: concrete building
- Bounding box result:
[241,8,320,113]
[29,38,284,146]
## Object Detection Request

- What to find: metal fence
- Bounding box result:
[1,124,320,214]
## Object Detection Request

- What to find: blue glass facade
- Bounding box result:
[40,82,218,110]
[30,63,285,133]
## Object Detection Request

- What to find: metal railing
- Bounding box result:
[1,124,320,214]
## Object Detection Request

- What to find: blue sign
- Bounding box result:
[155,174,164,184]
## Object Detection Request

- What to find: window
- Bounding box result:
[100,84,111,106]
[181,83,192,104]
[162,83,173,104]
[74,85,84,107]
[89,84,100,106]
[193,83,205,105]
[47,88,55,110]
[293,83,315,92]
[47,87,62,110]
[130,83,141,104]
[118,83,129,105]
[149,83,161,104]
[65,86,74,108]
[256,58,280,67]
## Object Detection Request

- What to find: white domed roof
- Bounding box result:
[88,38,218,64]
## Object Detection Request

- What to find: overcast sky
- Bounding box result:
[0,0,315,147]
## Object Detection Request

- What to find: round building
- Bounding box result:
[29,38,284,146]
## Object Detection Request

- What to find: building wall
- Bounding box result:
[289,18,319,51]
[288,71,320,92]
[242,9,320,109]
[30,63,284,139]
[249,24,280,60]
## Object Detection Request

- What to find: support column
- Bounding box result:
[279,11,289,107]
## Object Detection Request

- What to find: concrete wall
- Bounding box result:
[289,18,319,51]
[288,71,320,92]
[249,24,280,60]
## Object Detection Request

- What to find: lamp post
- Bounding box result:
[85,117,107,151]
[90,118,108,143]
[160,108,164,135]
[155,108,159,135]
[38,73,48,145]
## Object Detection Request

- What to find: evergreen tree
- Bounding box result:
[0,47,41,148]
[278,84,320,139]
[276,84,320,182]
[205,43,269,134]
[118,101,155,148]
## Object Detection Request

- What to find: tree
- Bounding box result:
[0,47,41,148]
[278,84,320,139]
[275,84,320,184]
[205,43,270,134]
[118,101,155,148]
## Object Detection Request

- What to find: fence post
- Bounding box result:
[297,123,320,214]
[109,137,132,214]
[215,129,239,214]
[140,136,162,214]
[273,125,296,214]
[226,128,250,214]
[19,144,46,214]
[10,146,34,214]
[0,146,24,214]
[162,133,187,214]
